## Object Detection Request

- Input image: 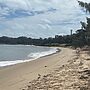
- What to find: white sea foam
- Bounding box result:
[28,47,59,59]
[0,47,59,67]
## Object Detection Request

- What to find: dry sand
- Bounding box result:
[0,47,74,90]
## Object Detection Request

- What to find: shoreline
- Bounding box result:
[0,47,74,90]
[0,46,59,67]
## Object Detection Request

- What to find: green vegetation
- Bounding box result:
[78,1,90,13]
[0,35,70,46]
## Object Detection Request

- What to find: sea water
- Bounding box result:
[0,45,58,67]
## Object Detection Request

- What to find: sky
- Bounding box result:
[0,0,90,38]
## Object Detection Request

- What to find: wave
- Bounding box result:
[28,47,59,59]
[0,47,60,67]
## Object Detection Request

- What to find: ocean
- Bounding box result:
[0,45,58,67]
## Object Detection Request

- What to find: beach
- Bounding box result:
[0,0,90,90]
[23,47,90,90]
[1,47,90,90]
[0,47,74,90]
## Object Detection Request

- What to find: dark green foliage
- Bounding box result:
[0,34,69,46]
[78,1,90,13]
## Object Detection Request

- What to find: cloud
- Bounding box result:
[0,0,90,38]
[0,0,57,10]
[0,0,89,11]
[0,0,30,10]
[0,0,57,19]
[41,19,52,24]
[38,23,51,30]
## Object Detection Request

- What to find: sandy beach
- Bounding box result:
[23,47,90,90]
[1,47,90,90]
[0,47,74,90]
